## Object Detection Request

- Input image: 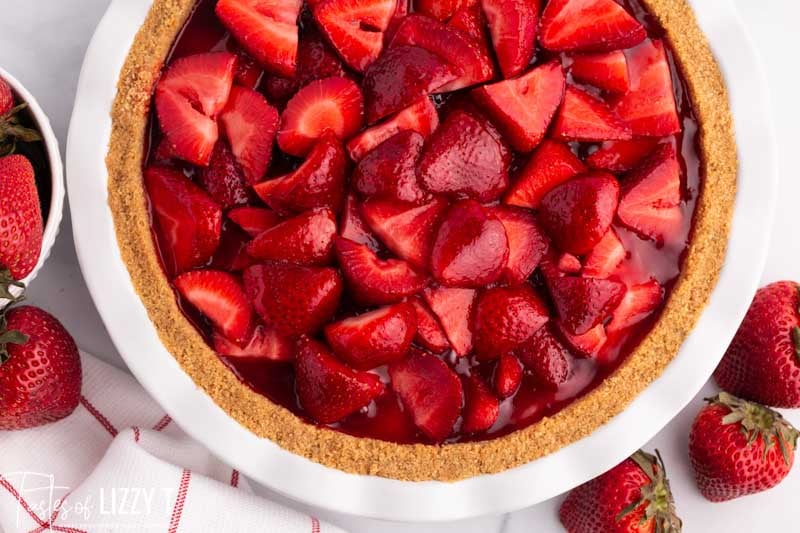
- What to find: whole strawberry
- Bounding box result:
[560,449,682,532]
[689,392,798,502]
[0,154,43,280]
[714,281,800,407]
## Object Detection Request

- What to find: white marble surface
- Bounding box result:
[1,1,799,531]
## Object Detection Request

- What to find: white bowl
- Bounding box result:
[65,0,777,522]
[0,66,64,289]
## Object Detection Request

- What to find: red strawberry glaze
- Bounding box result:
[142,0,702,444]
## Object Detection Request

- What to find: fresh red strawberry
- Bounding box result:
[197,141,249,208]
[539,172,620,255]
[552,86,632,142]
[384,0,410,43]
[583,228,625,278]
[411,296,450,353]
[215,0,300,77]
[569,50,629,93]
[174,270,253,343]
[493,205,549,286]
[414,0,464,21]
[0,155,42,280]
[363,45,459,123]
[560,449,681,533]
[277,77,363,156]
[269,25,347,96]
[423,286,476,356]
[213,324,293,361]
[361,196,449,269]
[339,194,383,251]
[504,140,585,209]
[481,0,538,78]
[471,60,565,152]
[295,336,384,423]
[473,285,549,359]
[586,138,659,173]
[494,353,523,398]
[335,237,427,305]
[227,206,281,237]
[243,262,343,336]
[144,166,222,275]
[614,40,681,137]
[418,109,511,202]
[232,50,263,89]
[389,349,463,441]
[246,208,337,265]
[346,97,439,161]
[352,130,428,203]
[431,200,509,287]
[0,304,81,430]
[540,0,646,53]
[462,374,499,433]
[517,325,571,389]
[150,137,178,165]
[558,253,582,273]
[219,86,278,184]
[714,281,800,407]
[390,14,494,92]
[557,321,607,358]
[448,0,489,49]
[313,0,396,72]
[0,78,12,116]
[208,222,257,272]
[254,132,347,214]
[606,279,662,334]
[155,52,236,166]
[617,143,682,242]
[325,302,417,369]
[550,276,626,335]
[689,393,798,502]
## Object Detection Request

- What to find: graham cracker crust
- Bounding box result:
[106,0,737,481]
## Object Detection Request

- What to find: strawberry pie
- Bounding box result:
[107,0,737,480]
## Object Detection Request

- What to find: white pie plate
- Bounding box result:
[65,0,776,522]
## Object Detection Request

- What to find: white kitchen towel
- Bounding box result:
[0,351,345,532]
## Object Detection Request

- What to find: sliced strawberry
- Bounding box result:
[473,285,549,359]
[385,0,410,43]
[556,321,606,358]
[411,296,450,353]
[219,86,278,184]
[313,0,396,72]
[550,276,626,335]
[144,167,222,275]
[583,228,626,278]
[216,0,300,77]
[423,286,477,356]
[539,0,646,53]
[471,60,565,152]
[449,1,491,54]
[174,270,253,343]
[462,374,499,433]
[243,262,343,336]
[504,140,585,209]
[415,0,464,21]
[552,86,632,142]
[246,208,337,265]
[617,143,683,242]
[614,40,681,137]
[431,200,509,287]
[607,279,663,333]
[233,51,264,89]
[214,324,293,361]
[586,138,659,173]
[363,45,459,123]
[419,109,511,202]
[325,302,417,369]
[335,237,427,305]
[389,349,463,441]
[493,205,549,285]
[346,98,439,161]
[294,26,348,88]
[155,52,236,165]
[339,194,383,251]
[361,197,449,269]
[277,76,363,156]
[197,141,250,208]
[390,14,494,92]
[352,130,429,203]
[516,325,571,389]
[208,222,257,272]
[254,133,347,215]
[494,353,523,398]
[569,50,629,93]
[481,0,538,78]
[557,253,582,274]
[539,172,620,255]
[227,206,281,237]
[296,337,385,423]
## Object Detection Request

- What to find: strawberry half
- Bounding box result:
[549,276,626,336]
[462,374,499,433]
[569,50,630,93]
[494,353,523,398]
[411,296,450,353]
[471,60,565,152]
[213,324,293,361]
[449,1,492,57]
[586,138,659,173]
[481,0,538,78]
[352,130,429,203]
[197,141,250,209]
[493,205,549,286]
[415,0,463,21]
[517,324,571,389]
[295,336,385,424]
[0,155,42,280]
[539,0,646,53]
[607,279,663,334]
[174,270,253,344]
[557,252,582,274]
[227,206,280,237]
[504,140,585,209]
[552,86,632,142]
[582,228,626,279]
[423,286,476,356]
[246,208,337,265]
[219,86,278,184]
[557,321,607,358]
[473,285,549,359]
[339,194,383,252]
